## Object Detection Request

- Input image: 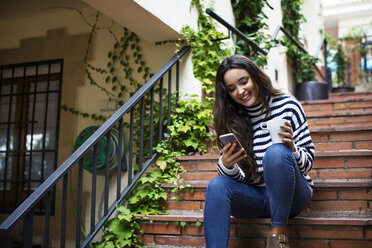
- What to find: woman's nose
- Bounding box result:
[237,86,245,95]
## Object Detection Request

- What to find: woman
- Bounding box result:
[203,55,314,248]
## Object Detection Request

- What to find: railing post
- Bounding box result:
[323,39,332,92]
[22,211,34,248]
[0,229,14,248]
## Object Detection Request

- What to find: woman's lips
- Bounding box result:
[240,93,251,102]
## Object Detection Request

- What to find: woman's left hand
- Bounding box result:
[279,121,296,152]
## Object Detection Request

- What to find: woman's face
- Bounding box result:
[223,68,259,107]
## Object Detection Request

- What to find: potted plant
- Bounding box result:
[287,44,329,101]
[332,42,355,92]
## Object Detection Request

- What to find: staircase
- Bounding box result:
[139,91,372,247]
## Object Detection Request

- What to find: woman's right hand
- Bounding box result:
[221,142,247,169]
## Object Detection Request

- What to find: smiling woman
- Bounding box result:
[205,54,315,248]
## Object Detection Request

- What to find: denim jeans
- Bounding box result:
[203,144,312,248]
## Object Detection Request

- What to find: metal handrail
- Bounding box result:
[206,8,329,85]
[0,45,191,247]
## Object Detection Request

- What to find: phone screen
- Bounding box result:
[219,133,241,149]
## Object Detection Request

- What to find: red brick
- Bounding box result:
[339,189,372,200]
[346,116,372,123]
[309,200,367,211]
[156,235,205,246]
[315,142,353,151]
[312,190,338,200]
[366,228,372,240]
[330,132,372,142]
[166,201,201,211]
[314,159,345,169]
[347,157,372,168]
[349,102,372,108]
[198,160,217,171]
[182,172,217,181]
[181,162,196,172]
[299,226,363,239]
[318,169,372,179]
[176,190,205,201]
[289,240,328,248]
[141,222,180,235]
[315,118,345,125]
[140,235,154,245]
[312,133,329,142]
[182,224,204,236]
[307,170,318,179]
[330,240,372,248]
[355,141,372,149]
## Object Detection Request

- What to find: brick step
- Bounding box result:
[164,179,371,214]
[311,126,372,151]
[179,150,372,182]
[311,150,372,180]
[328,91,372,101]
[139,213,372,247]
[301,93,372,115]
[307,111,372,129]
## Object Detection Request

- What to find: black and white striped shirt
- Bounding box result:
[217,95,315,189]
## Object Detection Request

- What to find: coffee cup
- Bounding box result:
[260,119,287,144]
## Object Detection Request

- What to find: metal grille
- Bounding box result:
[0,59,63,213]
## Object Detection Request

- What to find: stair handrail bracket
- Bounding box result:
[0,45,190,248]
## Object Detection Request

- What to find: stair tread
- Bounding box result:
[165,179,372,189]
[137,211,372,225]
[179,149,372,161]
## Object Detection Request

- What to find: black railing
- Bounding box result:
[206,8,330,89]
[0,45,191,247]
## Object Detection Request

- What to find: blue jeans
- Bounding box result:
[203,144,312,248]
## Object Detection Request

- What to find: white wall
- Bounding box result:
[263,0,324,95]
[133,0,236,99]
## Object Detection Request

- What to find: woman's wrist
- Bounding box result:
[292,146,300,159]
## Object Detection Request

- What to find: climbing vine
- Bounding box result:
[230,0,273,66]
[281,0,319,83]
[180,0,232,105]
[95,0,229,246]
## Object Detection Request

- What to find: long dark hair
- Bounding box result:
[213,55,282,181]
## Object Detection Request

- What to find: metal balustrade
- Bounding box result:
[0,46,191,248]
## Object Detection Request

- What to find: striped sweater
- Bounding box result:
[217,95,315,189]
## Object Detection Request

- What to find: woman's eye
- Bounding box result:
[242,78,249,85]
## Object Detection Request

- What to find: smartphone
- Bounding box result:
[219,133,242,149]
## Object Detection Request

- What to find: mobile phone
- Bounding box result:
[219,133,242,149]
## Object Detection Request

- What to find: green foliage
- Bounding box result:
[333,43,348,85]
[180,0,232,105]
[282,38,319,82]
[168,96,214,154]
[281,0,318,83]
[95,206,143,248]
[231,0,273,66]
[281,0,305,39]
[62,10,153,120]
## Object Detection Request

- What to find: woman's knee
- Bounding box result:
[262,144,296,178]
[263,144,292,167]
[205,176,232,200]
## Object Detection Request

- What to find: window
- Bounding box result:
[0,59,63,213]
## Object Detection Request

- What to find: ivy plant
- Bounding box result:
[281,0,319,83]
[231,0,273,66]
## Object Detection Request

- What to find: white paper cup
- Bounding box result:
[260,119,287,144]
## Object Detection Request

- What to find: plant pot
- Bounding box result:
[295,81,329,101]
[332,86,355,93]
